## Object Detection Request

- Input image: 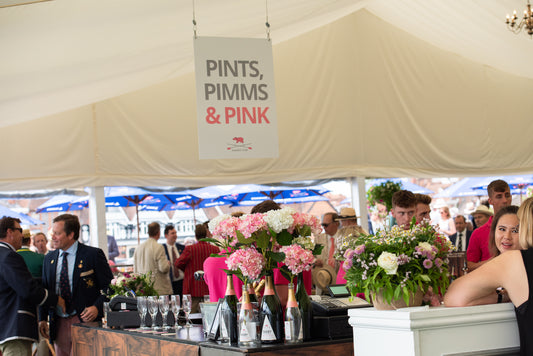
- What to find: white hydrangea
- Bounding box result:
[418,242,433,252]
[208,214,231,232]
[294,236,315,250]
[264,207,295,233]
[377,252,398,275]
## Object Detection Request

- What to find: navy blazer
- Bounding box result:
[0,241,58,344]
[39,242,113,341]
[449,230,472,250]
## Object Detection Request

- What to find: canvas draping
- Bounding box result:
[0,0,367,127]
[1,9,533,191]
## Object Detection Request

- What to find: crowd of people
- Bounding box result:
[2,177,533,355]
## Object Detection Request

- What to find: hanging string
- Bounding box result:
[265,0,270,41]
[192,0,198,39]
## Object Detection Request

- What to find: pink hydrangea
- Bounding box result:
[238,213,268,239]
[291,212,322,236]
[226,247,265,281]
[212,216,241,246]
[282,244,316,275]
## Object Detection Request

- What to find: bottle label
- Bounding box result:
[240,321,252,342]
[263,287,275,296]
[284,321,292,340]
[261,317,276,341]
[220,315,228,339]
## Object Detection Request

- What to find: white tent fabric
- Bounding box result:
[1,0,533,191]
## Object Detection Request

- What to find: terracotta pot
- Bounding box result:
[371,289,424,310]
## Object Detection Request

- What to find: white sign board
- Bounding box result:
[194,37,278,159]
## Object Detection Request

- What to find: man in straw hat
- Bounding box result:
[334,207,367,257]
[467,179,511,271]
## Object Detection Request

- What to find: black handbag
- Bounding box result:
[109,296,138,311]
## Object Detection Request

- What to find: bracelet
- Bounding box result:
[496,287,504,303]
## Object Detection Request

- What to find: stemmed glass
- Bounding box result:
[137,296,148,329]
[159,295,170,330]
[170,295,181,329]
[147,296,159,330]
[182,294,192,328]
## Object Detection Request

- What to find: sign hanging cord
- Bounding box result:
[192,0,198,39]
[265,0,270,41]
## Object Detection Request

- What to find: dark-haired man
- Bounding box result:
[391,190,417,230]
[162,224,185,296]
[467,180,512,271]
[175,224,219,313]
[39,214,112,356]
[414,193,432,224]
[0,217,63,356]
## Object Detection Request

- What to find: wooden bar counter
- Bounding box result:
[72,323,353,356]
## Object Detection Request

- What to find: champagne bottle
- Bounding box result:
[247,283,259,304]
[284,282,303,343]
[295,272,313,341]
[260,274,284,344]
[220,274,238,345]
[238,285,259,347]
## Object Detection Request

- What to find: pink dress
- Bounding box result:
[203,256,243,302]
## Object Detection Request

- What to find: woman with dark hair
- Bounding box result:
[488,205,519,257]
[444,197,533,355]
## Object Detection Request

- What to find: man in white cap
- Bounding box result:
[467,180,511,271]
[471,205,492,229]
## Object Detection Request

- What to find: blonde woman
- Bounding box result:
[438,206,456,237]
[444,197,533,355]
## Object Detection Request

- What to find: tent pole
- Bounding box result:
[136,205,140,245]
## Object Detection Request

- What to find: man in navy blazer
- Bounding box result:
[39,214,113,356]
[448,215,472,251]
[0,217,63,356]
[162,224,185,296]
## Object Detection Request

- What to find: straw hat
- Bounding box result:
[312,265,337,290]
[336,207,357,221]
[22,229,31,239]
[472,205,493,217]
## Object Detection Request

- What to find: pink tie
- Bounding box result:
[328,237,336,268]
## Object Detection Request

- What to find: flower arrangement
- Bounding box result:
[109,272,158,298]
[207,207,323,282]
[342,221,453,305]
[366,180,402,212]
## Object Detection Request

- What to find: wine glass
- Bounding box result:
[182,294,192,328]
[137,296,148,329]
[147,296,159,330]
[170,295,181,329]
[159,295,170,330]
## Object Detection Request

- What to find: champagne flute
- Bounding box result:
[137,296,148,329]
[170,295,181,329]
[159,295,170,330]
[147,296,159,330]
[182,294,192,328]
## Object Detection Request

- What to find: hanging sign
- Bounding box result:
[194,37,278,159]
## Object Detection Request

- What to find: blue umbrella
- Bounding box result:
[433,177,488,198]
[471,175,533,202]
[366,178,434,195]
[0,205,44,225]
[210,184,329,207]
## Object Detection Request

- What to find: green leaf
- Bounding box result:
[269,251,286,263]
[299,225,311,237]
[256,231,271,250]
[276,231,293,246]
[419,274,431,283]
[313,244,324,256]
[200,238,222,246]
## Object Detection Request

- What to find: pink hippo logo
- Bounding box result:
[233,137,244,144]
